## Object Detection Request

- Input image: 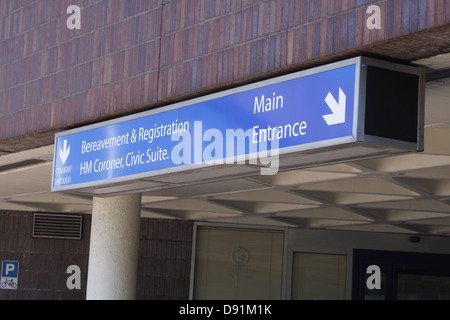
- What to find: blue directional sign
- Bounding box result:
[52,58,361,191]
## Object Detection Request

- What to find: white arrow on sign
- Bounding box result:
[59,139,70,165]
[323,87,346,126]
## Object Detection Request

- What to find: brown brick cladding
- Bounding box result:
[0,211,193,300]
[0,0,449,149]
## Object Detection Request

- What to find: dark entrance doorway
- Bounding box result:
[352,249,450,300]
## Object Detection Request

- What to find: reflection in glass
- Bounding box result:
[398,274,450,300]
[194,227,283,300]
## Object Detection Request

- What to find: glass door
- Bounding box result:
[352,249,450,300]
[397,270,450,299]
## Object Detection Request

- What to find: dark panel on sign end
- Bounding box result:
[365,66,419,144]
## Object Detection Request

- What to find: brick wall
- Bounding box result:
[0,211,193,300]
[0,0,449,152]
[137,218,193,300]
[0,211,90,299]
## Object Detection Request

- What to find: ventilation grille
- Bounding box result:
[33,213,82,240]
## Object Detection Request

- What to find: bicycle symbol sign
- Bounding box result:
[1,261,19,290]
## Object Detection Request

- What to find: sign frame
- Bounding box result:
[1,260,19,290]
[356,56,425,151]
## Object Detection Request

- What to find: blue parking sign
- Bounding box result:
[1,261,19,290]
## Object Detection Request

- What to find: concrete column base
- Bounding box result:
[86,193,141,300]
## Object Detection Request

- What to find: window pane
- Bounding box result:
[292,252,346,300]
[398,274,450,300]
[194,227,283,300]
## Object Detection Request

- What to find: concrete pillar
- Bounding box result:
[86,193,142,300]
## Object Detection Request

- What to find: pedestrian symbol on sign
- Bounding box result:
[1,261,19,290]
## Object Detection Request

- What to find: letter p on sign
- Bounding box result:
[1,261,18,278]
